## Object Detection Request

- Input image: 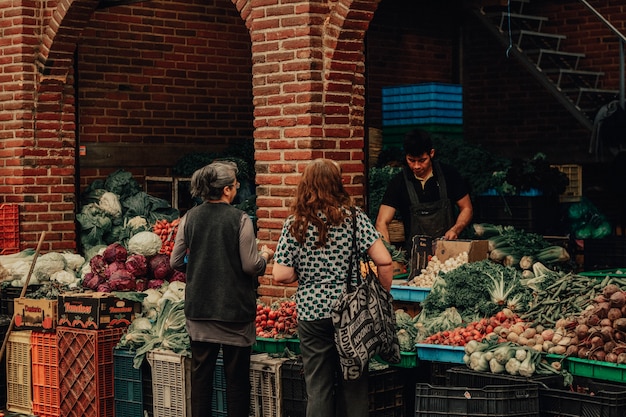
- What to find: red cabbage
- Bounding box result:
[147,279,165,289]
[149,254,173,281]
[170,270,186,283]
[135,278,148,292]
[103,242,128,264]
[97,282,112,292]
[104,261,126,278]
[125,254,148,277]
[82,272,104,290]
[89,255,107,276]
[108,269,136,291]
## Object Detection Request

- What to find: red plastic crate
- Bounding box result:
[0,204,19,254]
[57,327,125,417]
[31,331,59,417]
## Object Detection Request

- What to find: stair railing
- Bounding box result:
[579,0,626,109]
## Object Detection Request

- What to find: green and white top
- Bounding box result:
[274,207,380,321]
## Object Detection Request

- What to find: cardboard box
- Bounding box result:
[13,298,57,331]
[57,292,141,330]
[434,239,489,263]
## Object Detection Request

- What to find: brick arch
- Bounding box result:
[321,0,380,200]
[37,0,101,77]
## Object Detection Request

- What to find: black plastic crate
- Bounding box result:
[0,285,42,316]
[281,358,307,417]
[415,383,539,417]
[539,376,626,417]
[446,367,567,389]
[584,236,626,270]
[0,315,9,410]
[369,367,404,417]
[473,195,561,235]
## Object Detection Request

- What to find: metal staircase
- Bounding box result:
[471,0,625,131]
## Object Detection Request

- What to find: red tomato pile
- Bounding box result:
[153,218,180,256]
[421,310,522,346]
[255,299,298,339]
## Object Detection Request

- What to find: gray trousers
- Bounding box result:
[298,318,369,417]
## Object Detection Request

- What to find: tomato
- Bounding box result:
[268,310,278,320]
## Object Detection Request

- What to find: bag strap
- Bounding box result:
[345,207,359,292]
[402,160,449,204]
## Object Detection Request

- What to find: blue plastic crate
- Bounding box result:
[390,285,430,302]
[213,355,227,416]
[383,92,463,104]
[415,343,465,364]
[382,82,463,97]
[383,108,463,120]
[382,100,463,111]
[383,116,464,126]
[114,348,153,417]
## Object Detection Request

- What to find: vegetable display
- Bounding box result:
[82,242,183,292]
[407,252,468,288]
[255,299,298,339]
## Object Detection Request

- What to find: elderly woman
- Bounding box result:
[272,158,393,417]
[170,160,274,417]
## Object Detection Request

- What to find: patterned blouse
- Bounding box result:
[274,207,380,321]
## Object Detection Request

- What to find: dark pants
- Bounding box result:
[190,341,252,417]
[298,318,369,417]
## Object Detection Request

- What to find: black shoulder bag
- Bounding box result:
[331,208,401,380]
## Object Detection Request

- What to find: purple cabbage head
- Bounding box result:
[125,254,148,278]
[103,242,128,264]
[82,272,104,290]
[149,254,173,281]
[108,269,136,291]
[89,255,107,276]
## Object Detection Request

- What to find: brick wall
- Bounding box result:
[76,0,254,187]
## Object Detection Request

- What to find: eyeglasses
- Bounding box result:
[230,181,240,190]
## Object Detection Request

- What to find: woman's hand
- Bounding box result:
[260,245,274,262]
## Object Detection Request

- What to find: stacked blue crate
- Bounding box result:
[381,83,464,148]
[212,354,227,417]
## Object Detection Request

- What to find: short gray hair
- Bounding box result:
[190,160,238,201]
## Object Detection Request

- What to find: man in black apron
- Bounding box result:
[375,129,473,253]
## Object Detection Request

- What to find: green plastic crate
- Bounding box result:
[565,357,626,384]
[252,337,288,354]
[579,268,626,278]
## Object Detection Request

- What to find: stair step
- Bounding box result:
[527,48,586,70]
[494,12,548,32]
[516,29,566,50]
[544,68,604,89]
[562,87,619,107]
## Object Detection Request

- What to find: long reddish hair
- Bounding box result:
[290,159,353,247]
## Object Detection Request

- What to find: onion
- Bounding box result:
[575,324,589,340]
[608,308,622,322]
[602,284,621,300]
[600,326,614,342]
[591,349,606,361]
[578,346,589,358]
[594,294,609,304]
[600,318,613,327]
[609,291,626,308]
[595,302,610,319]
[613,318,626,332]
[605,352,618,363]
[586,314,601,326]
[541,329,555,342]
[565,344,578,356]
[618,353,626,364]
[604,340,616,353]
[590,335,604,348]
